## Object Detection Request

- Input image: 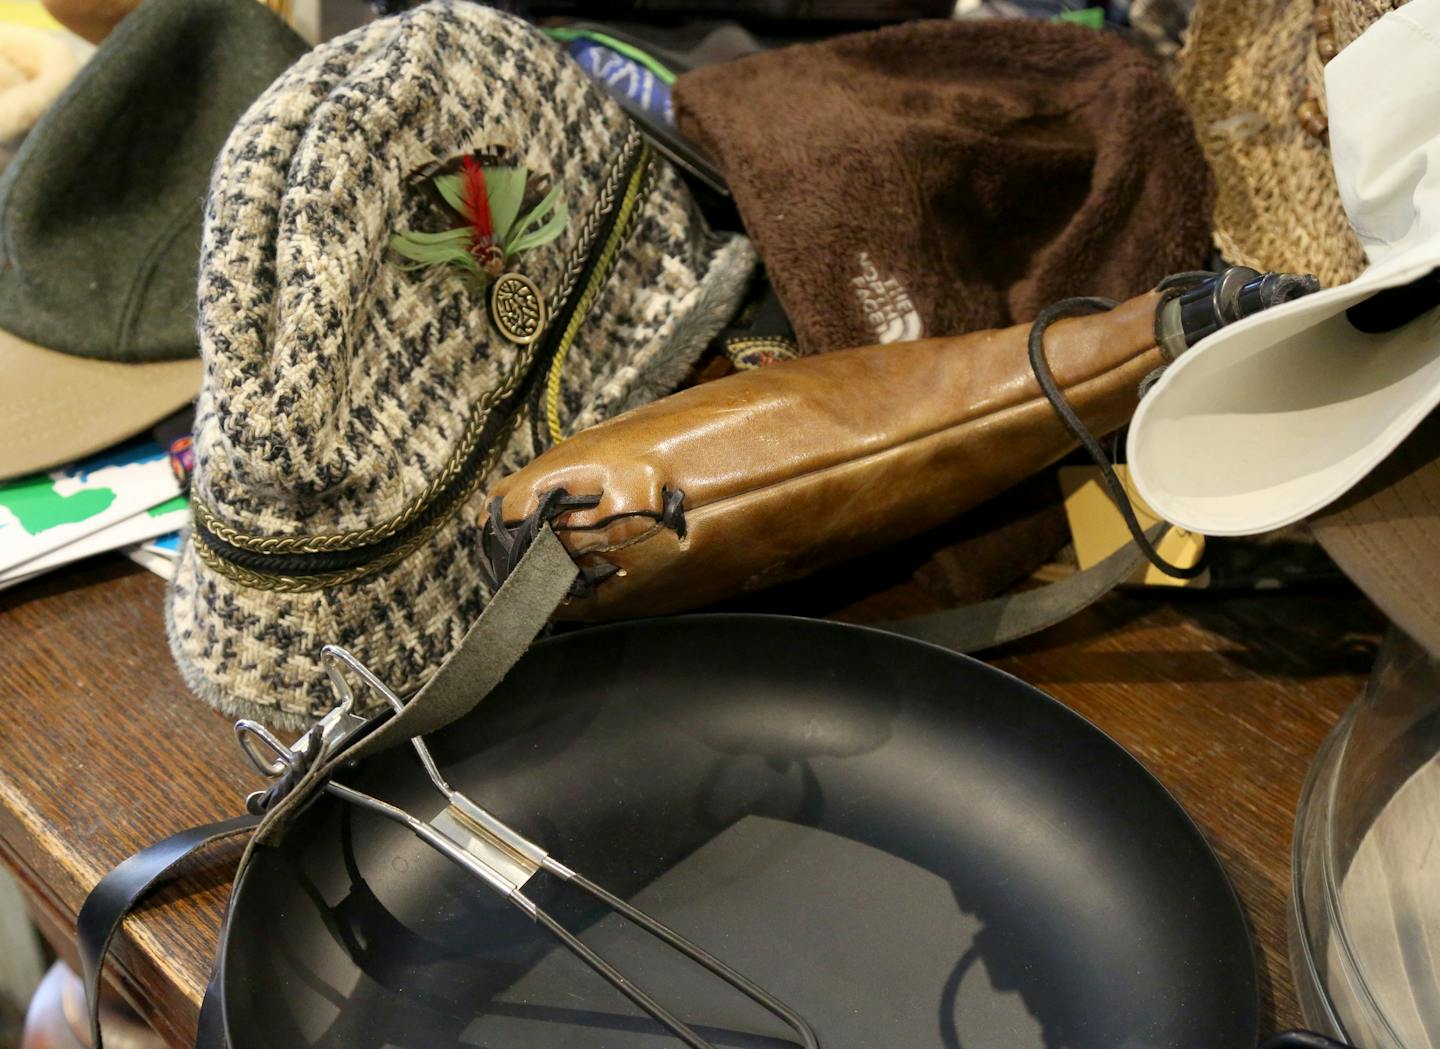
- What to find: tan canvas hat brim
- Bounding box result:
[1312,412,1440,657]
[0,327,201,480]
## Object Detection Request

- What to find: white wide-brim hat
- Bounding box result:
[1127,0,1440,536]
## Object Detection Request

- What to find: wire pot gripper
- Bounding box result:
[234,645,820,1049]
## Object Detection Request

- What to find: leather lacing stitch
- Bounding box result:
[558,485,687,540]
[480,486,688,597]
[658,486,687,537]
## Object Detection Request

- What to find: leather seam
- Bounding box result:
[528,302,1161,535]
[677,349,1160,521]
[569,520,664,555]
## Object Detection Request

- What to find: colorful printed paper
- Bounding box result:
[121,528,183,581]
[570,39,673,124]
[0,498,187,589]
[0,441,183,577]
[143,531,182,558]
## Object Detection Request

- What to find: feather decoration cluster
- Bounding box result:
[390,157,568,283]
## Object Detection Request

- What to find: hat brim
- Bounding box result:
[1312,411,1440,656]
[1127,252,1440,536]
[0,327,201,480]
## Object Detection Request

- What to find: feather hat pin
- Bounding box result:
[390,153,568,282]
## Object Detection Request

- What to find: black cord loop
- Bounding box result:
[1028,296,1207,581]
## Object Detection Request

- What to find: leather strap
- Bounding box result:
[886,526,1168,654]
[77,526,580,1049]
[345,525,578,765]
[77,814,259,1049]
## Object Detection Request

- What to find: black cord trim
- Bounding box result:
[195,383,528,577]
[521,143,652,458]
[246,724,325,815]
[1029,296,1207,581]
[527,377,550,456]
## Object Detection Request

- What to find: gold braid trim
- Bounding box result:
[544,144,653,444]
[192,350,527,555]
[194,422,515,592]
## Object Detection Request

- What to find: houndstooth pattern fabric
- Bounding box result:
[167,1,756,728]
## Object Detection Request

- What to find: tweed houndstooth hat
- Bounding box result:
[168,1,757,728]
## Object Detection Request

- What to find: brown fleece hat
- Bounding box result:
[675,19,1214,352]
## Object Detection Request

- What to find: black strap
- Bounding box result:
[77,814,259,1049]
[1261,1032,1356,1049]
[245,724,324,815]
[194,969,228,1049]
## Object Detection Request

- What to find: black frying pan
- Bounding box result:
[220,614,1257,1049]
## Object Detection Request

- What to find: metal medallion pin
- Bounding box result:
[489,271,546,345]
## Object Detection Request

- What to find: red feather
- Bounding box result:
[461,155,504,278]
[462,155,495,251]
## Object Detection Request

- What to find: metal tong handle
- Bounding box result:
[239,646,820,1049]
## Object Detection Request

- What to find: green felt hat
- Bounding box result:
[0,0,306,480]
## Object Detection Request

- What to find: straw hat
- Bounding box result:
[1174,0,1406,287]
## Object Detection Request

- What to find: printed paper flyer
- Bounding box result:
[0,441,183,576]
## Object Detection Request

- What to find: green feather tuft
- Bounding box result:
[484,165,527,246]
[432,173,471,220]
[391,228,473,247]
[506,185,567,257]
[388,230,484,278]
[389,159,570,281]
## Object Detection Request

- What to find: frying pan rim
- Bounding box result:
[219,612,1261,1049]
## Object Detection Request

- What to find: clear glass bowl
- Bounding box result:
[1290,627,1440,1049]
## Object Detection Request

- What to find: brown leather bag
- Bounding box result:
[483,289,1165,622]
